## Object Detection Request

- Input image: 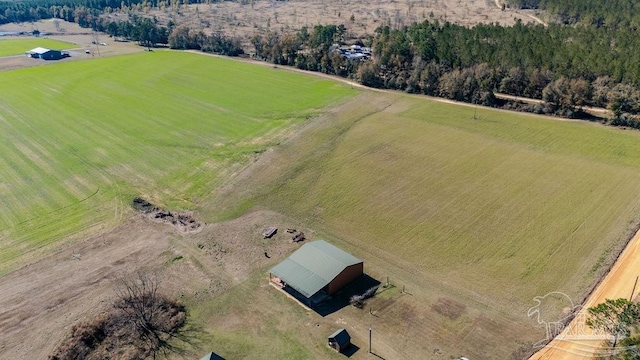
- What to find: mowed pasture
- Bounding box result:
[212,92,640,358]
[0,38,77,57]
[0,51,355,275]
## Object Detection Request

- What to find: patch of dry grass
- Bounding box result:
[137,0,541,50]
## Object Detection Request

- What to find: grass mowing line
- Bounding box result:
[0,50,356,275]
[0,38,77,57]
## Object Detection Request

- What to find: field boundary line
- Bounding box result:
[185,50,614,128]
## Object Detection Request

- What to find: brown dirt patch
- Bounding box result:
[0,218,173,359]
[0,209,311,359]
[432,297,467,320]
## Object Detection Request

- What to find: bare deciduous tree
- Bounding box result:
[51,272,187,360]
[114,272,186,358]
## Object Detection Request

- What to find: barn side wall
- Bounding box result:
[42,51,62,60]
[325,263,363,295]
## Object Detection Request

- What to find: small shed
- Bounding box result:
[328,328,351,352]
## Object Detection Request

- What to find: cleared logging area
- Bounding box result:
[213,92,640,358]
[0,51,355,275]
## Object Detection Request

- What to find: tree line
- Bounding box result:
[249,20,640,127]
[93,14,242,54]
[165,26,243,56]
[0,0,209,25]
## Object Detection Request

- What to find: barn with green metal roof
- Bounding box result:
[269,240,363,307]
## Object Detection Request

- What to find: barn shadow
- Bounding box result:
[342,343,360,358]
[312,274,381,317]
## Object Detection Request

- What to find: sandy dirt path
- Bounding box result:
[493,0,548,26]
[529,228,640,359]
[494,92,610,118]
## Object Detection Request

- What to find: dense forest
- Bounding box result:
[507,0,640,29]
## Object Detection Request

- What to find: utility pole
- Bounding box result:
[630,275,639,301]
[369,325,372,354]
[92,31,101,56]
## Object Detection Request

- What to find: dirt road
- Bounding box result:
[529,228,640,359]
[493,0,548,27]
[494,92,610,118]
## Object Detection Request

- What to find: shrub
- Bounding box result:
[350,285,380,308]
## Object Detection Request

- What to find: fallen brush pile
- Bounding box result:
[132,197,202,232]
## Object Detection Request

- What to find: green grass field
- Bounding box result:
[0,38,77,56]
[6,47,640,358]
[244,95,640,298]
[0,51,355,275]
[213,92,640,358]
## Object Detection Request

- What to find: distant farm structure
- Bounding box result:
[334,44,372,60]
[25,47,69,60]
[269,240,363,308]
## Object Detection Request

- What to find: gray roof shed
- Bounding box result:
[269,240,362,298]
[27,47,51,55]
[200,352,225,360]
[328,328,351,346]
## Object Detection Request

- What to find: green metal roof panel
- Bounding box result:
[270,258,329,298]
[270,240,362,298]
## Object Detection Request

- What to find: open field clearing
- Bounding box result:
[212,91,640,357]
[0,51,355,275]
[142,0,542,49]
[3,49,640,358]
[0,38,77,57]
